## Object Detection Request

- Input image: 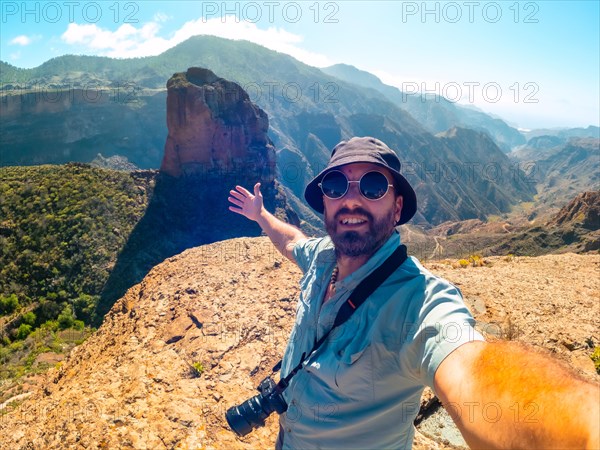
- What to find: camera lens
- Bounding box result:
[226,394,268,436]
[226,377,288,437]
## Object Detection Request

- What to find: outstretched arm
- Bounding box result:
[228,182,306,264]
[434,340,600,449]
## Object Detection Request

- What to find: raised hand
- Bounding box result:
[228,183,264,222]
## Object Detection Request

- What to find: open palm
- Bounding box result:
[228,183,263,221]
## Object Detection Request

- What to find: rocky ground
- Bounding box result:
[0,237,598,449]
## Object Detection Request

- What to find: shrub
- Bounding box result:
[42,320,59,332]
[15,324,32,340]
[458,259,469,268]
[57,305,75,330]
[591,347,600,375]
[22,311,36,326]
[9,341,24,352]
[192,361,205,377]
[0,294,20,315]
[468,254,485,267]
[73,294,98,324]
[38,300,62,323]
[0,346,9,364]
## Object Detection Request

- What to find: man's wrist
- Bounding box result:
[256,208,272,226]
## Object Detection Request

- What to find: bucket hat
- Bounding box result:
[304,137,417,225]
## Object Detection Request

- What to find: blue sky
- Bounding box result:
[1,1,599,129]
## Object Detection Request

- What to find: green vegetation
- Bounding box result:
[591,347,600,375]
[0,294,19,314]
[486,215,503,223]
[453,254,488,269]
[0,321,93,404]
[468,254,485,267]
[192,361,206,377]
[0,164,152,375]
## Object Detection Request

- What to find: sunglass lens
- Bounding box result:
[360,171,390,199]
[321,171,347,199]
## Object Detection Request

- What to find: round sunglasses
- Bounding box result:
[318,170,394,201]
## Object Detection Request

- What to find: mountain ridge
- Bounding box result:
[321,63,527,152]
[1,36,539,228]
[2,37,524,152]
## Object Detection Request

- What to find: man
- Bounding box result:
[228,137,599,449]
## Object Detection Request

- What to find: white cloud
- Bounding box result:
[10,35,41,46]
[153,12,171,23]
[10,51,21,60]
[60,16,331,67]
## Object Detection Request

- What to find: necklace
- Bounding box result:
[330,265,339,292]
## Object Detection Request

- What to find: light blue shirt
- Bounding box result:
[278,231,484,449]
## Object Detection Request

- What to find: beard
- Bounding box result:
[325,205,396,258]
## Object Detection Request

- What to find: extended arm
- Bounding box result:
[228,183,306,264]
[434,340,600,449]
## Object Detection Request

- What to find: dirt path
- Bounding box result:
[0,393,32,411]
[429,236,444,260]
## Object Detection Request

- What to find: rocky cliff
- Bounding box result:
[96,69,298,321]
[549,191,600,230]
[160,67,275,180]
[0,87,166,168]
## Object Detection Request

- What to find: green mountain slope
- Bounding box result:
[1,36,536,226]
[0,164,154,328]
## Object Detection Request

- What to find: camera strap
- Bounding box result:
[273,243,408,391]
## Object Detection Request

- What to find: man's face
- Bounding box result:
[323,163,403,258]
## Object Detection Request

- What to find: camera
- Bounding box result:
[225,376,288,436]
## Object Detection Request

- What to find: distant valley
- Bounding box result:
[5,35,596,230]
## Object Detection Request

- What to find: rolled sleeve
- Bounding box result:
[400,276,484,390]
[292,237,325,274]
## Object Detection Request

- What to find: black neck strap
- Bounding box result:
[274,244,408,391]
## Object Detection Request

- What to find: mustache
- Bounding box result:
[334,207,374,222]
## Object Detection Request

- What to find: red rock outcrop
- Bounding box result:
[549,191,600,230]
[160,67,275,180]
[97,68,300,318]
